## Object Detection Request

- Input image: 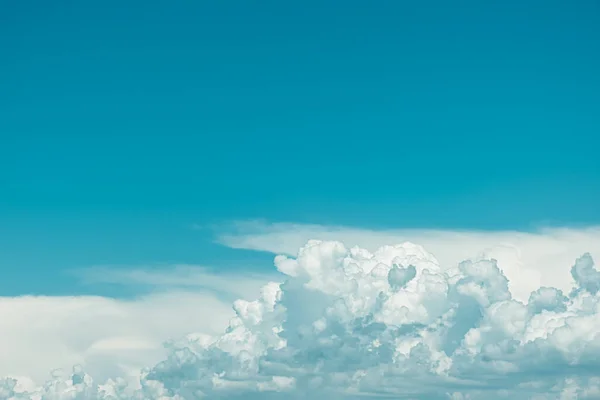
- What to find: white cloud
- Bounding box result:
[0,293,230,387]
[216,221,600,302]
[74,264,281,302]
[3,223,600,399]
[0,266,276,394]
[135,240,600,399]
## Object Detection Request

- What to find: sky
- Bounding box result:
[1,1,600,398]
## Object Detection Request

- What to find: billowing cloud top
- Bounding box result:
[2,240,600,399]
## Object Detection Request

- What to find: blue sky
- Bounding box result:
[1,0,599,296]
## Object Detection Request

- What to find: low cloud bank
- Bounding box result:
[3,240,600,399]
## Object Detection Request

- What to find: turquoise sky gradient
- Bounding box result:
[1,0,599,295]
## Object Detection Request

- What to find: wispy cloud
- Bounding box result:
[0,291,232,386]
[1,264,278,388]
[74,264,281,301]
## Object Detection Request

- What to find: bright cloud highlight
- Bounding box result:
[3,238,600,399]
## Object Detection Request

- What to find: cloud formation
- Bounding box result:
[217,221,600,302]
[75,264,279,302]
[3,238,600,399]
[0,292,232,389]
[0,266,275,395]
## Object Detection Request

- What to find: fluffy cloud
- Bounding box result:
[216,221,600,302]
[3,238,600,399]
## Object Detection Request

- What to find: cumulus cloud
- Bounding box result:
[216,221,600,301]
[4,238,600,399]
